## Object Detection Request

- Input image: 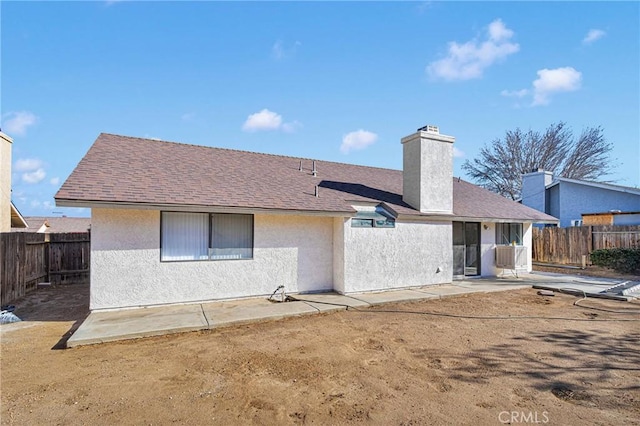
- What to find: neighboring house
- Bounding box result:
[56,127,556,311]
[582,211,640,226]
[521,169,640,227]
[1,131,27,232]
[12,216,91,233]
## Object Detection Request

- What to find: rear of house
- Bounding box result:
[56,126,556,311]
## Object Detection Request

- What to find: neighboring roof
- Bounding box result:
[56,133,557,223]
[547,177,640,196]
[12,216,91,233]
[10,202,28,228]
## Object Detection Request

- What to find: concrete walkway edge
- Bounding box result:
[65,273,636,348]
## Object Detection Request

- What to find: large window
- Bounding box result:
[496,223,523,246]
[161,212,253,261]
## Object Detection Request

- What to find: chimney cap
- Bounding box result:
[417,124,439,134]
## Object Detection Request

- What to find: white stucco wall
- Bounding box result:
[340,219,452,293]
[480,222,499,277]
[523,223,533,273]
[1,132,13,232]
[333,217,346,293]
[91,208,334,310]
[481,222,533,277]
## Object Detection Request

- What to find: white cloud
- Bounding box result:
[50,177,60,186]
[583,29,606,45]
[243,109,282,132]
[453,147,465,158]
[340,130,378,154]
[272,40,301,60]
[14,158,43,172]
[427,19,519,81]
[242,109,301,133]
[22,168,46,184]
[532,67,582,106]
[2,111,38,136]
[500,89,529,98]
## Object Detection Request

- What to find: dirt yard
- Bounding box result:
[2,285,639,425]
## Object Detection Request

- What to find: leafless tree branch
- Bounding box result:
[462,122,615,200]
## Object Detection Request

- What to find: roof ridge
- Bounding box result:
[98,132,403,173]
[554,176,640,193]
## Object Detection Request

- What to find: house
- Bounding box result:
[521,169,640,227]
[12,216,91,233]
[55,127,556,311]
[1,131,28,232]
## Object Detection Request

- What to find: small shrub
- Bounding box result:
[591,248,640,274]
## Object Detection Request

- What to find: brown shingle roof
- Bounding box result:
[12,217,91,233]
[55,133,557,222]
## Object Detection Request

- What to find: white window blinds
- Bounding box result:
[161,212,254,261]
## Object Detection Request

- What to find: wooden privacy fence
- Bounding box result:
[532,225,640,265]
[0,232,90,305]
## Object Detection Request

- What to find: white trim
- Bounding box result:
[10,202,28,228]
[547,177,640,196]
[56,199,354,217]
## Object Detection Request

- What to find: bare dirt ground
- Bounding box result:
[2,284,639,425]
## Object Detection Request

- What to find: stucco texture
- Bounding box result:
[481,222,532,276]
[1,134,12,232]
[340,220,453,293]
[91,209,334,310]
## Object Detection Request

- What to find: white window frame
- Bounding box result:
[161,212,254,262]
[495,223,523,246]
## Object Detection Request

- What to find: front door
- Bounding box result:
[453,222,481,277]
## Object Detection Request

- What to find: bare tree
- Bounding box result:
[462,122,615,200]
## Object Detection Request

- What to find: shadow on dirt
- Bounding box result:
[7,284,90,350]
[446,329,640,394]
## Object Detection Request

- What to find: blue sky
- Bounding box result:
[2,1,638,217]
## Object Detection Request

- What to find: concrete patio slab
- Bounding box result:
[67,303,208,347]
[202,298,319,328]
[453,281,531,293]
[414,284,481,298]
[291,293,369,309]
[69,273,620,348]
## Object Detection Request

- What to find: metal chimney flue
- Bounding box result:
[312,160,317,177]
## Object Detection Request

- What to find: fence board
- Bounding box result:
[49,233,91,285]
[0,232,90,305]
[533,225,640,265]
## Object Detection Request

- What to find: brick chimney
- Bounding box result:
[401,125,454,214]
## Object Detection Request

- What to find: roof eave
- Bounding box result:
[10,202,28,228]
[450,215,558,224]
[55,198,355,217]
